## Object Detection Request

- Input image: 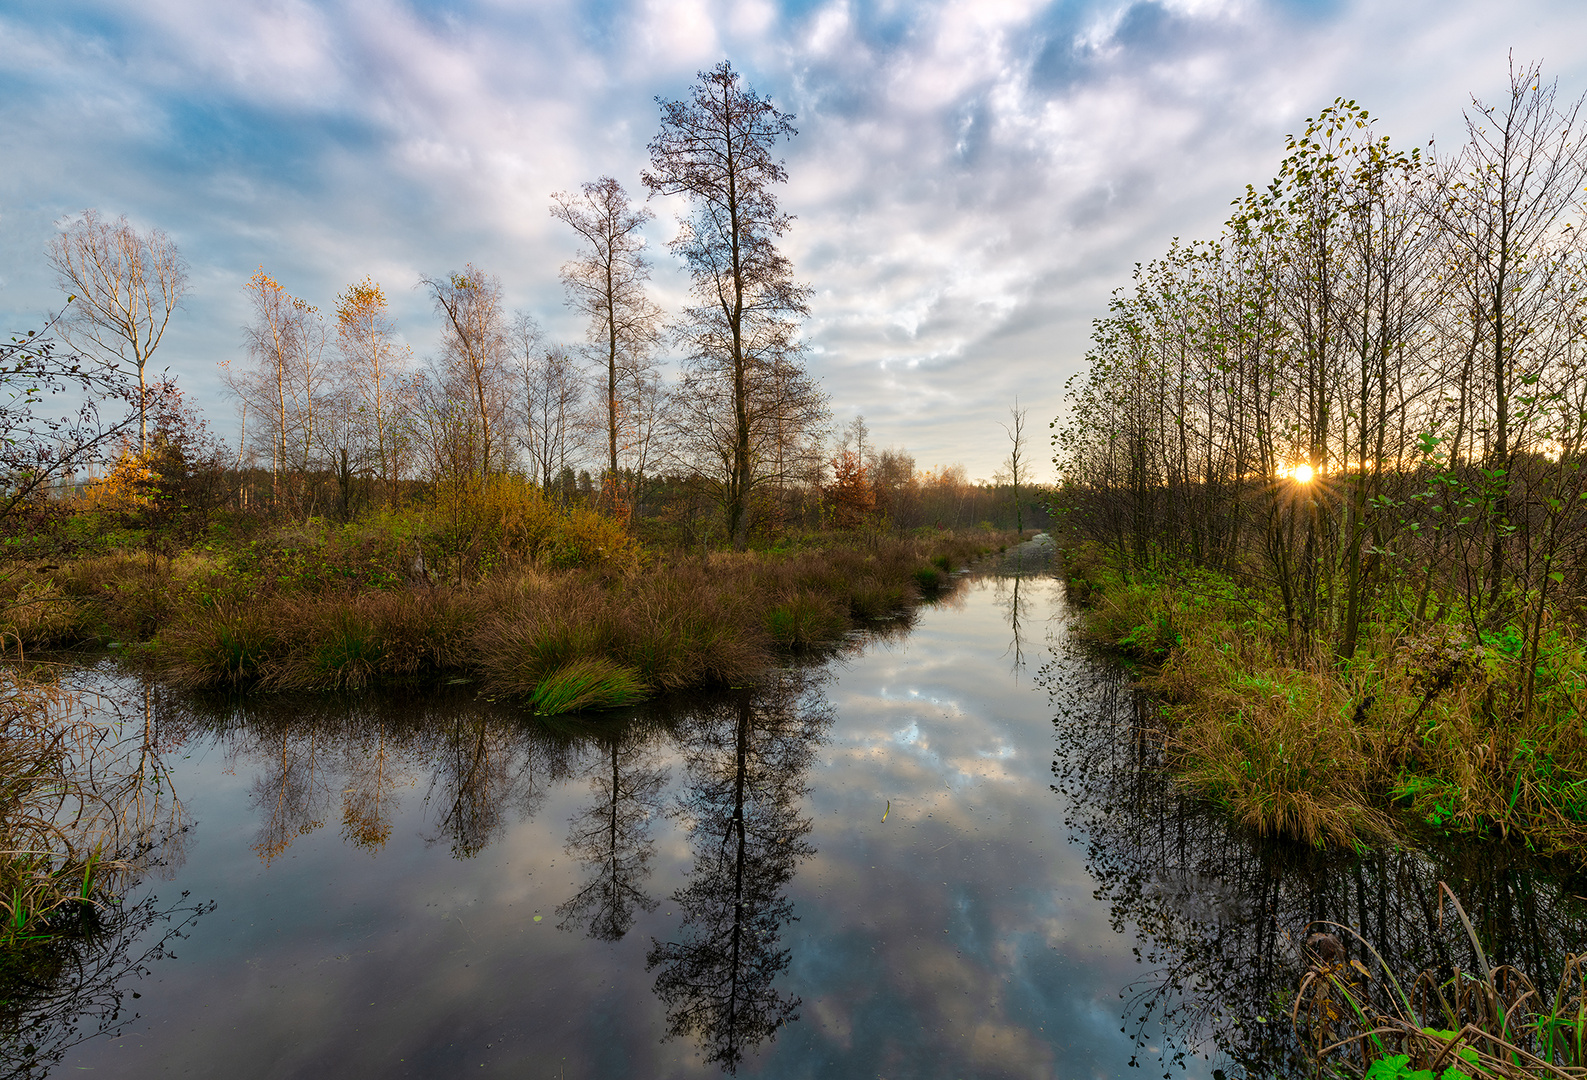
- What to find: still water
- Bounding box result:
[22,549,1587,1078]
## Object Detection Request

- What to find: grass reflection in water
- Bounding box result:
[1047,629,1587,1079]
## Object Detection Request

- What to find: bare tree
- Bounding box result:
[225,269,330,503]
[47,210,187,454]
[1001,400,1029,532]
[515,315,589,495]
[334,278,413,505]
[644,61,827,547]
[551,177,666,516]
[423,265,511,477]
[0,318,139,524]
[1431,57,1587,607]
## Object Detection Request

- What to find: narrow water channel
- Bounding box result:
[18,550,1587,1079]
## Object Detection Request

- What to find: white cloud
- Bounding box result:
[3,0,1587,477]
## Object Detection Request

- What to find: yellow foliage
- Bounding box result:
[78,447,158,514]
[427,474,639,576]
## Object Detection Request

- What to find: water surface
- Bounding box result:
[21,555,1587,1078]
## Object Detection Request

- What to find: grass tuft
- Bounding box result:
[529,658,648,715]
[765,590,846,649]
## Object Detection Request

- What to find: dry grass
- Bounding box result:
[0,668,163,948]
[1294,883,1587,1079]
[148,530,1016,708]
[1076,560,1587,858]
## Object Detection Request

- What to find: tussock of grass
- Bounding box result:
[529,658,648,715]
[0,575,91,653]
[848,577,909,619]
[765,590,847,649]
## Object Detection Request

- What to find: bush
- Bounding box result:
[423,474,638,580]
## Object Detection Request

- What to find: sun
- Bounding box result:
[1292,464,1315,484]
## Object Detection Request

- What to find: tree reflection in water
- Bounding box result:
[1,892,212,1079]
[557,718,669,941]
[187,690,574,862]
[424,707,572,859]
[3,675,209,1078]
[1046,636,1587,1078]
[646,670,830,1074]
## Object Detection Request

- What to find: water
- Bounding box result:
[17,548,1587,1078]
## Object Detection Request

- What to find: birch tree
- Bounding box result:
[551,177,665,516]
[227,269,330,502]
[334,278,412,505]
[48,210,187,454]
[423,265,511,477]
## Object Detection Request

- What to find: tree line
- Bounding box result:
[31,60,1041,549]
[1055,60,1587,678]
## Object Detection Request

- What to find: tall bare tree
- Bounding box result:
[47,210,187,454]
[423,265,511,477]
[1000,400,1029,533]
[551,177,665,516]
[1432,58,1587,607]
[644,60,827,548]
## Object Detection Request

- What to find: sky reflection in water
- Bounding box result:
[45,564,1587,1079]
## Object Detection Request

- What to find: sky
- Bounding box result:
[4,0,1587,481]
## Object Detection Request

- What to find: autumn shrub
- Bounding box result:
[422,474,638,580]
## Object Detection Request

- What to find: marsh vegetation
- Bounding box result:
[1054,63,1587,864]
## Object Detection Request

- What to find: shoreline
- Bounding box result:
[7,529,1027,714]
[1059,543,1587,864]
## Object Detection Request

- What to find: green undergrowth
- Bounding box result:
[1063,542,1587,860]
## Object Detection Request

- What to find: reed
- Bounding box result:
[1294,883,1586,1079]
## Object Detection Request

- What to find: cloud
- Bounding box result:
[2,0,1587,476]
